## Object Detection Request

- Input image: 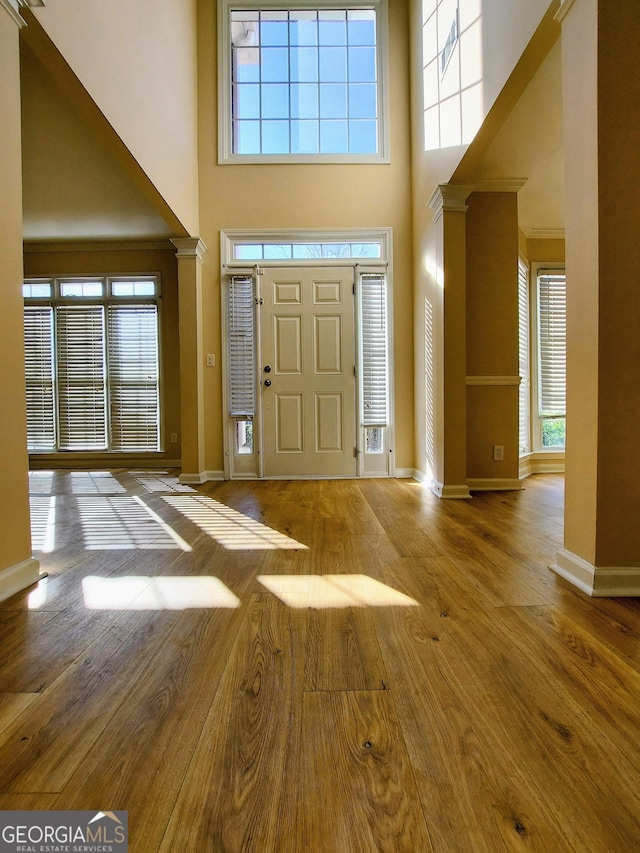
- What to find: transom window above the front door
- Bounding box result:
[220,228,391,266]
[218,0,389,163]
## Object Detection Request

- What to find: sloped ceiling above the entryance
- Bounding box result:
[473,40,565,236]
[20,42,173,242]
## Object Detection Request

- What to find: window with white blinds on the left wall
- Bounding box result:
[227,274,256,420]
[23,304,56,450]
[23,276,161,453]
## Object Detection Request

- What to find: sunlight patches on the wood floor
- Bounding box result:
[257,573,419,609]
[163,495,309,550]
[81,575,241,610]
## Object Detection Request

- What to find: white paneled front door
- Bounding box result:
[260,267,356,477]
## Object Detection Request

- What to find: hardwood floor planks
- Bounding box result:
[0,794,59,810]
[297,689,433,853]
[446,631,640,851]
[494,604,640,771]
[0,611,181,794]
[373,601,600,852]
[309,517,359,575]
[533,585,640,670]
[372,547,640,851]
[0,608,114,693]
[327,481,387,536]
[54,599,256,852]
[0,693,39,738]
[304,607,388,692]
[349,533,402,580]
[372,595,526,852]
[0,471,639,851]
[158,593,307,853]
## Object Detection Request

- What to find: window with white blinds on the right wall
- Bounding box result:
[359,270,391,474]
[360,272,388,431]
[536,269,566,449]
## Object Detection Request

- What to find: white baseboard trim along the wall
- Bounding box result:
[467,478,524,491]
[519,452,565,479]
[0,557,42,605]
[204,470,225,482]
[430,481,471,499]
[178,472,206,485]
[178,470,225,484]
[394,468,418,479]
[552,549,640,597]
